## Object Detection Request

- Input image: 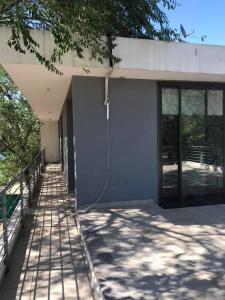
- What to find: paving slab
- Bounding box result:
[79,204,225,300]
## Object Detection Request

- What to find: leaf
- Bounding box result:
[1,0,181,74]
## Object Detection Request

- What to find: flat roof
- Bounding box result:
[1,27,225,121]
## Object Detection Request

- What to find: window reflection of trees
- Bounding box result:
[161,88,224,203]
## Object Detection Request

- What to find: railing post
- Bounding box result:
[39,156,41,176]
[41,149,45,172]
[20,172,24,229]
[33,161,36,193]
[28,167,31,208]
[39,154,41,177]
[37,155,40,179]
[2,193,9,269]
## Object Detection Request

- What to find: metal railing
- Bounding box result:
[0,149,45,279]
[163,145,223,168]
[183,146,223,167]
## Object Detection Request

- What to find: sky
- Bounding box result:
[166,0,225,45]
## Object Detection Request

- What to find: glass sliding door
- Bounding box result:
[181,89,206,201]
[160,85,224,208]
[161,88,179,207]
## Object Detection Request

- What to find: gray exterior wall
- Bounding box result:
[58,116,64,171]
[67,100,75,192]
[72,77,158,205]
[61,101,68,185]
[61,99,75,192]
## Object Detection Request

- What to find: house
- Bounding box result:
[1,27,225,209]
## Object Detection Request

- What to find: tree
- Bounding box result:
[0,0,181,74]
[0,67,40,185]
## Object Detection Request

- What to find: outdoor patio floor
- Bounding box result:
[79,203,225,300]
[0,164,94,300]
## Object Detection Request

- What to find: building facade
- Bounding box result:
[1,27,225,208]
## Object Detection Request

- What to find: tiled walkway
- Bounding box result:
[0,164,94,300]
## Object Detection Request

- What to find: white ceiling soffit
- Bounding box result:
[2,27,225,120]
[2,63,72,121]
[0,27,108,121]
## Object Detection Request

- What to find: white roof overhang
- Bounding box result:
[1,27,225,121]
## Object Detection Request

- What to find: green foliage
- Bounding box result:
[0,0,181,73]
[0,67,40,186]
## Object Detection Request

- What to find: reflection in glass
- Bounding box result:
[207,90,223,116]
[161,87,224,207]
[181,89,223,201]
[162,89,179,201]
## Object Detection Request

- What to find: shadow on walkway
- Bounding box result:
[80,204,225,299]
[0,164,93,300]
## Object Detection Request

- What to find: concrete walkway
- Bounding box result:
[0,164,94,300]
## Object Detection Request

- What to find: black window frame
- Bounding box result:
[158,81,225,208]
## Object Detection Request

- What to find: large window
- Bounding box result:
[161,85,224,208]
[161,88,179,206]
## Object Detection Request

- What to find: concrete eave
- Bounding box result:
[1,27,225,121]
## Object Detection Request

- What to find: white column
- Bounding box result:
[40,121,60,163]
